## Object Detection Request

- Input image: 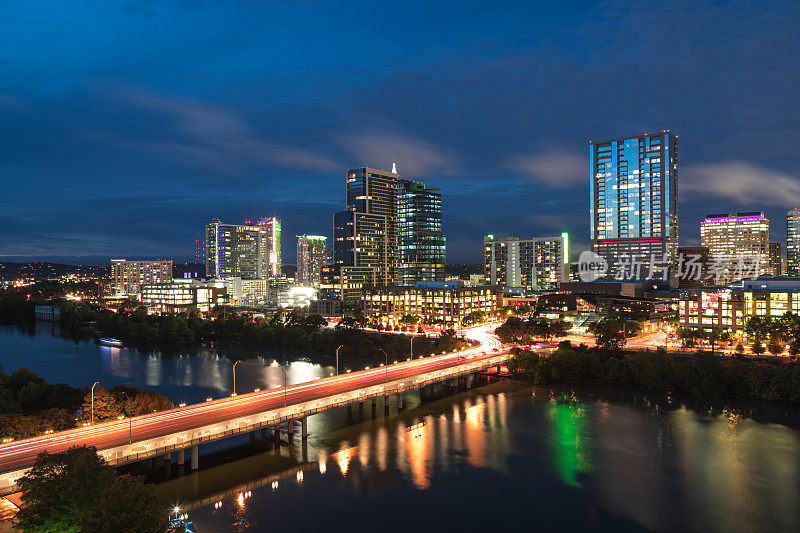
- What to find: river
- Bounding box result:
[2,324,800,532]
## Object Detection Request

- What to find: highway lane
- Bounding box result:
[0,324,505,474]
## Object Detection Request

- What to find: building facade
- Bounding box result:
[700,212,769,283]
[590,132,678,284]
[483,234,568,291]
[205,217,281,280]
[362,283,501,325]
[110,259,173,297]
[787,208,800,276]
[679,278,800,333]
[141,279,228,313]
[296,235,327,286]
[333,167,398,287]
[397,179,446,285]
[332,165,447,298]
[769,242,782,277]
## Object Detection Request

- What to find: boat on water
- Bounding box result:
[97,337,124,347]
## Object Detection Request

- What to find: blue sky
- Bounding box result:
[1,0,799,264]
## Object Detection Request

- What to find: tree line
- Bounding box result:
[507,342,800,403]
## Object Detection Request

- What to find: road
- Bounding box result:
[0,324,504,475]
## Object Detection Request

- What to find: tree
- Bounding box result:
[735,342,745,355]
[588,315,641,350]
[78,386,122,423]
[82,475,169,533]
[767,336,785,356]
[15,446,115,532]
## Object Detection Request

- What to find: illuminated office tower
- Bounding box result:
[333,166,399,297]
[590,132,678,284]
[297,235,327,286]
[787,208,800,276]
[483,234,569,291]
[700,212,769,282]
[205,217,282,279]
[397,179,445,285]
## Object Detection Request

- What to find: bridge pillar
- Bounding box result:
[371,397,377,409]
[164,452,172,465]
[190,445,198,470]
[384,395,390,407]
[177,449,185,466]
[452,376,459,388]
[287,419,294,437]
[249,431,257,446]
[262,427,269,446]
[274,426,281,446]
[301,416,308,438]
[466,373,473,389]
[397,393,404,410]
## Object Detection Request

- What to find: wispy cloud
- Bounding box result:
[507,147,584,187]
[338,131,458,177]
[683,160,800,206]
[94,85,341,173]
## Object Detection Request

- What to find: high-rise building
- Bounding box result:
[205,217,281,279]
[483,234,569,291]
[769,242,782,277]
[787,208,800,276]
[590,132,678,284]
[332,165,446,298]
[700,212,769,283]
[397,179,445,285]
[333,167,398,288]
[110,259,172,297]
[296,235,327,286]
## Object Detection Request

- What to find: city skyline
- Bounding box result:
[2,1,799,265]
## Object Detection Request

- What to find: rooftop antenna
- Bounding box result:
[391,162,397,174]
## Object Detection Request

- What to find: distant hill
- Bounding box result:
[0,262,109,281]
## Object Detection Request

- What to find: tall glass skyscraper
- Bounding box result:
[787,208,800,276]
[589,132,678,284]
[332,165,446,298]
[397,179,445,285]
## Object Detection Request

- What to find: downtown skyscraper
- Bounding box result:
[296,234,327,286]
[700,212,769,282]
[333,165,445,299]
[397,179,446,285]
[205,217,281,279]
[589,131,678,284]
[788,208,800,276]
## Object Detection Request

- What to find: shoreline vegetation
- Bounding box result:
[507,342,800,403]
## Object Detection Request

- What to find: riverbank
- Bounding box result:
[508,342,800,403]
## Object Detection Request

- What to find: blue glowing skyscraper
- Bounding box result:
[589,131,678,284]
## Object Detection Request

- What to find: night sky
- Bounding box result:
[2,1,799,265]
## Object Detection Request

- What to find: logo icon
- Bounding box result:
[578,250,607,282]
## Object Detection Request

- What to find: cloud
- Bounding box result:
[683,160,800,206]
[97,85,341,173]
[338,131,458,177]
[507,147,585,187]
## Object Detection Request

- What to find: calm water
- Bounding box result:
[3,324,800,532]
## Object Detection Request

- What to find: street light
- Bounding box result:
[410,335,414,359]
[232,361,241,395]
[91,381,100,425]
[121,391,132,445]
[378,349,389,385]
[335,345,344,375]
[271,360,287,406]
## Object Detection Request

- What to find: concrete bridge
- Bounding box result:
[0,324,510,494]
